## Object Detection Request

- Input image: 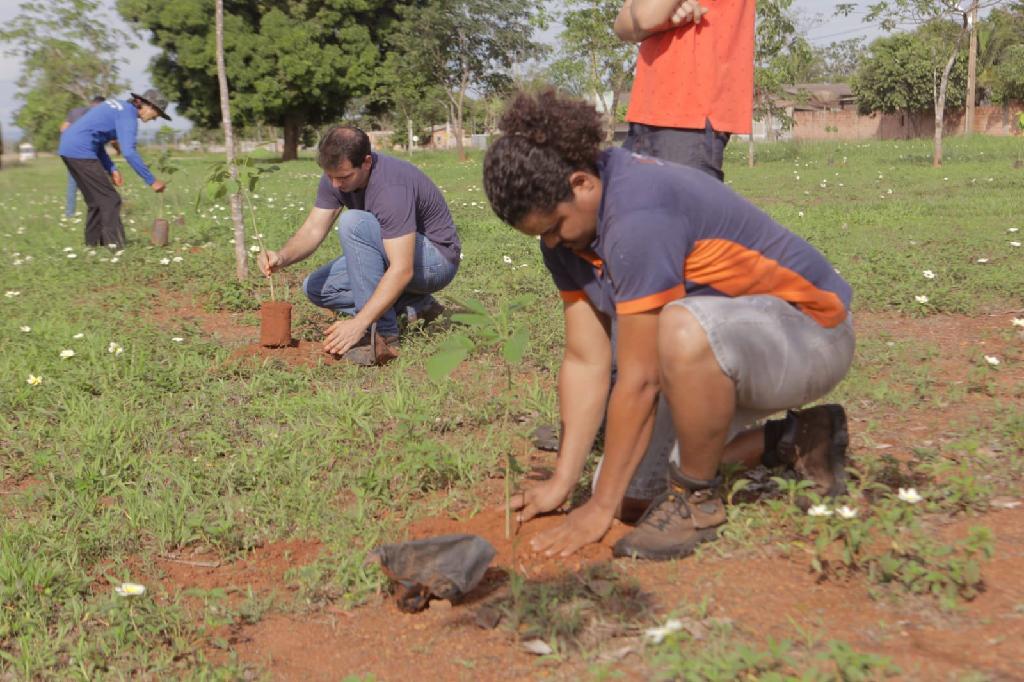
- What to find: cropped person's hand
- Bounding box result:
[257,250,283,277]
[528,500,614,557]
[111,170,124,187]
[672,0,708,25]
[151,179,166,193]
[324,318,368,356]
[508,477,574,524]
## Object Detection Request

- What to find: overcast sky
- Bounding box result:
[1,0,890,142]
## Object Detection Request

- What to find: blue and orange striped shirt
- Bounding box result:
[541,148,852,327]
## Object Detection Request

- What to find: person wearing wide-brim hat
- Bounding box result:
[58,89,171,247]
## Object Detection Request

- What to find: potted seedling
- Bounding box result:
[150,151,181,246]
[199,157,288,346]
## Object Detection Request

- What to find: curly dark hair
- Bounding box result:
[483,89,605,227]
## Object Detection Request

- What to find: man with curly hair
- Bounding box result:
[484,90,853,560]
[614,0,754,180]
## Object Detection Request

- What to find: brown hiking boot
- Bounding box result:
[768,404,849,499]
[340,324,399,367]
[612,470,725,561]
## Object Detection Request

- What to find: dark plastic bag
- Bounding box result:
[372,534,497,613]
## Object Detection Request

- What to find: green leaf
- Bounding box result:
[501,327,529,364]
[426,346,470,381]
[461,298,488,315]
[451,312,489,327]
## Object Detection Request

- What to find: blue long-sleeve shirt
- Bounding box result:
[58,98,156,185]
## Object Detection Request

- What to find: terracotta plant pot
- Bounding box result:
[151,218,169,247]
[260,301,293,348]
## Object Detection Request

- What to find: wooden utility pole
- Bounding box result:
[215,0,247,280]
[965,0,979,136]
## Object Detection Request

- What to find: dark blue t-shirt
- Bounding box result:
[314,153,461,263]
[542,148,852,328]
[65,107,90,126]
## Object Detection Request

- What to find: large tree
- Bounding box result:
[851,24,968,140]
[0,0,129,150]
[387,0,547,161]
[547,0,636,140]
[117,0,403,161]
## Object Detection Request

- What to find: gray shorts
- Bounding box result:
[596,295,856,499]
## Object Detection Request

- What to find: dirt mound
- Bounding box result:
[155,539,322,596]
[407,507,633,580]
[230,340,341,368]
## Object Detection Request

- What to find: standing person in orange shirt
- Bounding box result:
[614,0,755,180]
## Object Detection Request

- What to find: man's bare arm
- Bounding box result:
[614,0,707,43]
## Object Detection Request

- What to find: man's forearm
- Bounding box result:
[352,265,412,328]
[589,379,660,511]
[615,0,686,42]
[553,353,612,488]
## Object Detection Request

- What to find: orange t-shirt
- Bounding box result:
[626,0,755,135]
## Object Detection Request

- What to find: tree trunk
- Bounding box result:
[748,111,755,167]
[215,0,247,281]
[0,120,4,170]
[455,83,467,162]
[282,114,303,162]
[933,31,967,168]
[964,1,979,135]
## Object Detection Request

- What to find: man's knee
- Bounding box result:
[658,304,711,365]
[337,210,380,241]
[302,273,322,307]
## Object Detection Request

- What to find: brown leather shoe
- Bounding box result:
[612,471,725,561]
[771,404,849,499]
[341,324,399,367]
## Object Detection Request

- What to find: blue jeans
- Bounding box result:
[66,173,78,216]
[303,210,459,337]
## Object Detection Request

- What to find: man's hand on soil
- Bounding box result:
[151,179,166,193]
[258,250,282,277]
[509,477,573,524]
[324,318,368,356]
[529,500,613,558]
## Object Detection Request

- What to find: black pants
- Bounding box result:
[623,120,731,182]
[60,157,126,247]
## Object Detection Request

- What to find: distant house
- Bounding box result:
[424,124,471,150]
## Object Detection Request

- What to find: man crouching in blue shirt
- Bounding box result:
[258,126,461,366]
[58,89,170,248]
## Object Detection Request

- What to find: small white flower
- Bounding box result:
[66,253,77,259]
[1012,318,1024,328]
[159,258,170,265]
[62,247,73,252]
[171,336,184,343]
[249,245,260,253]
[107,342,124,356]
[114,582,146,597]
[807,504,833,517]
[26,374,42,386]
[1008,227,1019,233]
[19,326,31,333]
[110,257,120,263]
[1010,241,1021,248]
[5,290,22,298]
[72,333,84,339]
[914,295,929,304]
[59,349,75,359]
[976,258,989,264]
[922,270,935,279]
[172,256,183,263]
[898,488,923,504]
[798,211,804,217]
[503,255,513,264]
[644,619,684,644]
[984,355,1000,366]
[836,505,858,519]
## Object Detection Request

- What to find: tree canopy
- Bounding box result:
[0,0,129,150]
[117,0,406,160]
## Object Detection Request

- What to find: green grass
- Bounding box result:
[1,138,1022,677]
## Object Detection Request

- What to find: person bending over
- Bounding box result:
[259,126,460,365]
[483,90,854,560]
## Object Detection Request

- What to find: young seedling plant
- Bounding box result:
[427,295,533,538]
[152,150,180,220]
[198,157,281,299]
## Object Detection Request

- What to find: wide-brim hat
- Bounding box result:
[131,89,172,121]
